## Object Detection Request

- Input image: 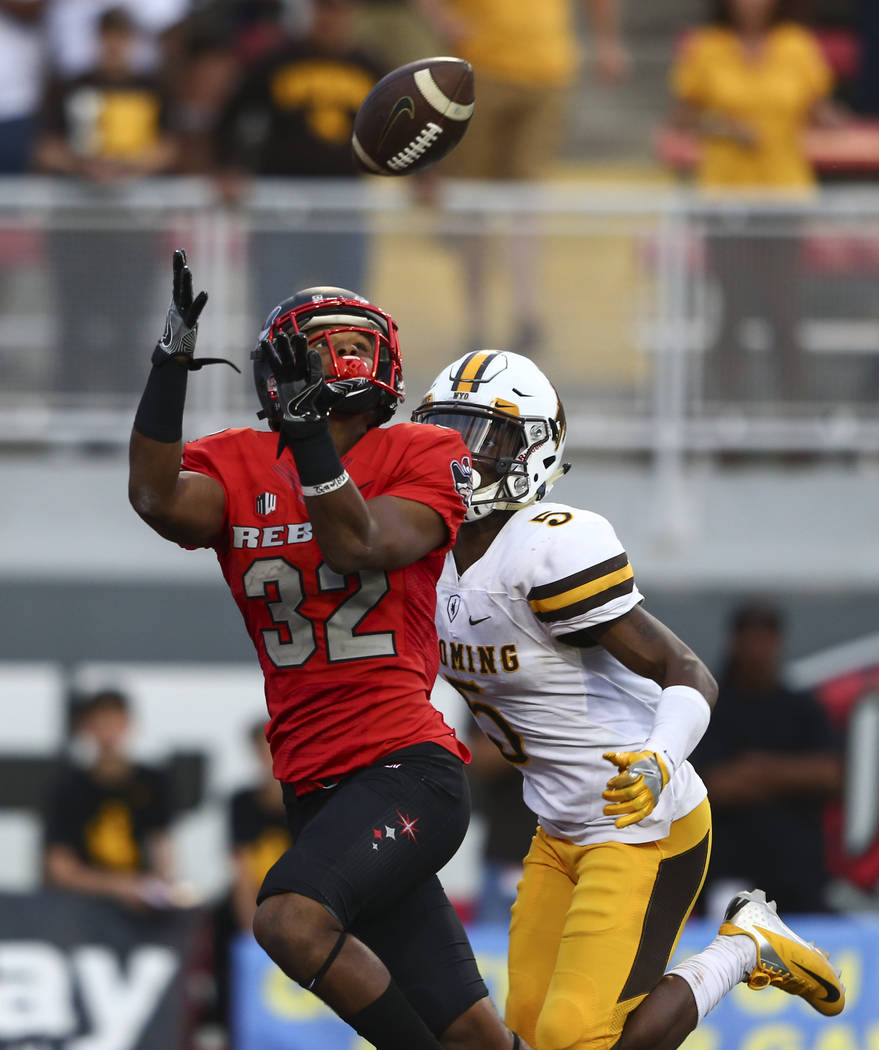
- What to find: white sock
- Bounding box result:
[668,934,758,1022]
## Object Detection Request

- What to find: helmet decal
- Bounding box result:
[450,455,473,507]
[449,350,507,393]
[491,397,520,416]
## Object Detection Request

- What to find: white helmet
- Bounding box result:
[412,350,568,521]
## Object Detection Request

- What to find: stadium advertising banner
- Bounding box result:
[673,916,879,1050]
[0,892,201,1050]
[232,917,879,1050]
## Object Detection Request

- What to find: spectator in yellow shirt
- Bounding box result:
[670,0,835,401]
[429,0,628,356]
[671,0,833,190]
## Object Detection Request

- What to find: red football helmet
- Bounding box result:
[251,287,405,426]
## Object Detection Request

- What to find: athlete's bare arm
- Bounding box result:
[304,484,448,574]
[562,606,718,706]
[129,249,226,547]
[130,425,448,567]
[129,431,225,547]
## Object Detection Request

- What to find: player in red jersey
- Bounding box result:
[129,251,531,1050]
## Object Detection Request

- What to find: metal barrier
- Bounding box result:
[1,177,878,454]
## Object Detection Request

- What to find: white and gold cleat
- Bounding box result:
[720,889,845,1016]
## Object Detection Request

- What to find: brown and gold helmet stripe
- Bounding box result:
[450,350,498,393]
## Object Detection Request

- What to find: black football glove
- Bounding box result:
[151,249,239,372]
[262,330,368,456]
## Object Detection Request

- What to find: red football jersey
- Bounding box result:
[181,422,472,790]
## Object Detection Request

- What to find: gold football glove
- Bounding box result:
[602,751,670,829]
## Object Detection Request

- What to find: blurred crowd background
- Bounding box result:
[2,1,879,1048]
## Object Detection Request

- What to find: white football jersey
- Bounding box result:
[436,502,706,846]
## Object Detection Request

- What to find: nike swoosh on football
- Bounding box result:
[469,615,490,625]
[796,963,841,1003]
[377,95,415,151]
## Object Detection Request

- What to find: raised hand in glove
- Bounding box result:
[601,750,670,829]
[261,329,368,456]
[152,250,238,372]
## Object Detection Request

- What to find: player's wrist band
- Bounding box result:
[301,471,350,498]
[287,427,348,495]
[133,352,188,443]
[644,685,711,778]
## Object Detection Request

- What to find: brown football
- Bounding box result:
[352,57,475,176]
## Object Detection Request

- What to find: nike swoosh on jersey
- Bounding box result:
[469,615,490,625]
[796,963,841,1003]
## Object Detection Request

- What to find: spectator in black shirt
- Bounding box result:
[44,688,178,910]
[206,721,292,1035]
[692,602,844,916]
[35,6,179,398]
[217,0,378,177]
[856,0,879,115]
[215,0,381,321]
[172,22,240,173]
[36,5,177,180]
[230,721,292,931]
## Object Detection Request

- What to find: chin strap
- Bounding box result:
[185,356,241,372]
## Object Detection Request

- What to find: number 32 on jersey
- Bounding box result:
[243,556,397,668]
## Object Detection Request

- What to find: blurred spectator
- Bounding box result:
[172,22,239,173]
[205,722,291,1038]
[692,602,843,916]
[36,6,178,179]
[467,730,535,926]
[671,1,837,193]
[215,0,381,321]
[855,0,879,115]
[811,0,857,29]
[0,1,44,173]
[43,688,179,910]
[189,0,310,65]
[434,0,630,356]
[35,6,179,398]
[353,0,442,72]
[44,0,189,80]
[216,0,378,183]
[229,0,310,61]
[229,722,291,932]
[670,0,837,402]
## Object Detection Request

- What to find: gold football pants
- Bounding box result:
[506,798,711,1050]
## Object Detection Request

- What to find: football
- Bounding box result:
[352,57,475,176]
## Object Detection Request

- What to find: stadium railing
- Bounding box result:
[1,176,878,460]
